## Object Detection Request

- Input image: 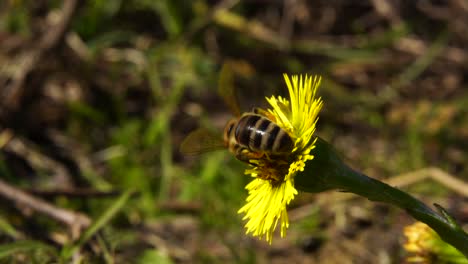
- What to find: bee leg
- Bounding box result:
[234,148,251,163]
[235,148,263,165]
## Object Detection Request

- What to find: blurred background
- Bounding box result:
[0,0,467,263]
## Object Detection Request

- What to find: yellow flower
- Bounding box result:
[403,222,468,263]
[404,222,438,262]
[238,74,323,243]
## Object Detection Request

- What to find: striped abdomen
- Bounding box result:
[233,114,293,154]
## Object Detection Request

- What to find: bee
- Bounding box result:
[223,112,293,162]
[180,62,293,163]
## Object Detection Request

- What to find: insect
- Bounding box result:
[180,62,294,163]
[223,112,293,162]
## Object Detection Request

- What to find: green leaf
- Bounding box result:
[138,249,174,264]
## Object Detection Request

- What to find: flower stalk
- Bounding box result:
[295,137,468,257]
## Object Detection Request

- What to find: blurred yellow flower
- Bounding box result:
[404,222,468,263]
[404,222,438,262]
[238,74,323,243]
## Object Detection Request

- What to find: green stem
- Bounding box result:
[295,137,468,257]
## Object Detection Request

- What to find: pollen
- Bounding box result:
[246,158,289,186]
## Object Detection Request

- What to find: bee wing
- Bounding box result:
[218,62,241,117]
[180,128,225,155]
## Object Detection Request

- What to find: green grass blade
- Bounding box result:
[0,240,56,259]
[0,217,21,239]
[61,189,134,260]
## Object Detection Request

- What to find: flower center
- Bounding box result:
[255,157,290,186]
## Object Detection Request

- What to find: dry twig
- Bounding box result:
[2,134,73,188]
[0,178,91,239]
[0,0,78,117]
[0,129,91,238]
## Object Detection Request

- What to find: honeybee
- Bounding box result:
[223,112,293,162]
[181,62,293,163]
